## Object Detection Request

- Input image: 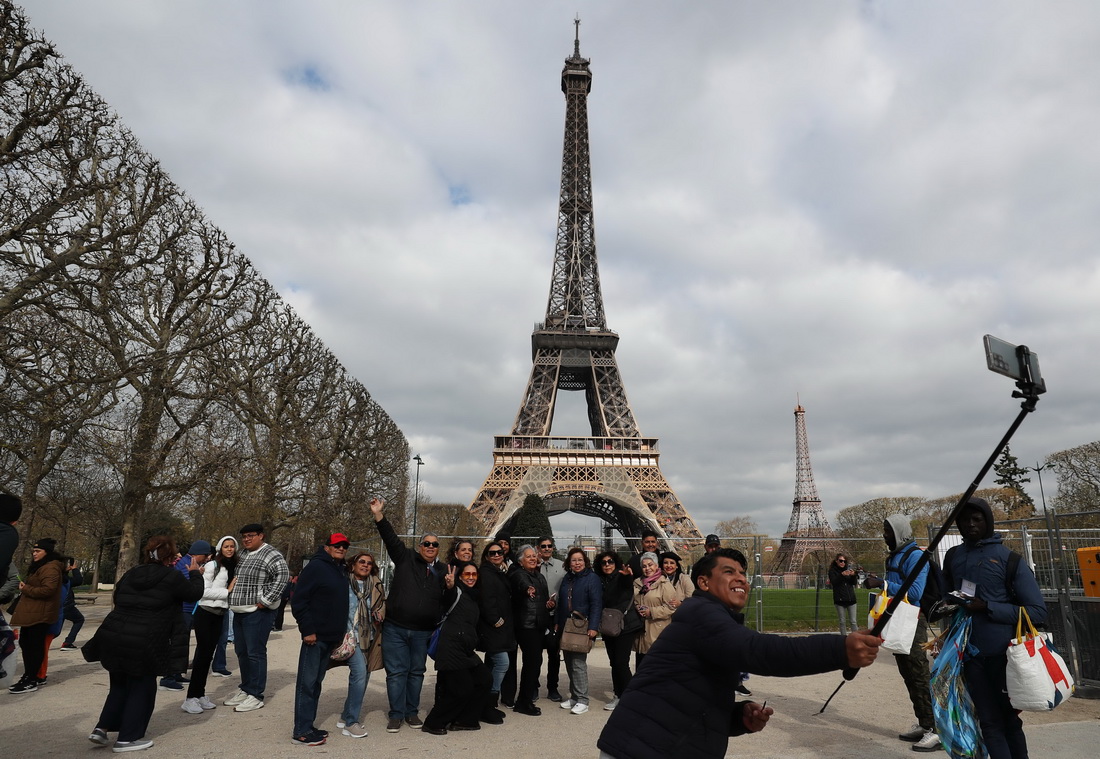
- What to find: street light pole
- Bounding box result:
[412,454,424,537]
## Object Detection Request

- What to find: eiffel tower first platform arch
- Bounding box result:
[467,22,704,551]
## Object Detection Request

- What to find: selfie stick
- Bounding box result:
[818,340,1045,714]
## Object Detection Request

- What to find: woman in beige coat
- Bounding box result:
[632,552,680,669]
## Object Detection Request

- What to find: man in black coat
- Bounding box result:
[289,533,351,746]
[370,496,447,733]
[597,548,882,759]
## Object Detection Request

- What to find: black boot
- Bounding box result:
[513,700,541,716]
[482,692,506,724]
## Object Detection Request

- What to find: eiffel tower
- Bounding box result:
[468,21,703,551]
[771,403,842,573]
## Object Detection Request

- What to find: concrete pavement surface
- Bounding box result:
[1,603,1096,757]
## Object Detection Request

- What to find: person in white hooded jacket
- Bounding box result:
[181,535,237,714]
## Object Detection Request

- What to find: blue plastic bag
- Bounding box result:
[929,611,986,759]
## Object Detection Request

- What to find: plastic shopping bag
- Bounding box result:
[930,611,986,759]
[868,591,919,654]
[1006,607,1075,711]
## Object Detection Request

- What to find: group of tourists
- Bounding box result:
[0,489,1049,758]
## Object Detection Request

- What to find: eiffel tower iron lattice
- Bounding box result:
[771,403,842,574]
[467,22,703,550]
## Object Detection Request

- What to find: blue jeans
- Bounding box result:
[381,622,431,720]
[233,607,275,699]
[485,651,508,693]
[213,611,232,673]
[340,646,373,725]
[293,640,334,737]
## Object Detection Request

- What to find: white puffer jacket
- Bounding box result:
[197,535,236,612]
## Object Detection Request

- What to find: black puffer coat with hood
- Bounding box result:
[93,563,203,677]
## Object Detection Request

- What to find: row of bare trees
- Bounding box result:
[1,3,408,581]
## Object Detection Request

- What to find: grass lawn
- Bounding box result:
[742,588,877,633]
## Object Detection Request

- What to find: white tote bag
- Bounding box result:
[1007,608,1075,711]
[868,591,919,654]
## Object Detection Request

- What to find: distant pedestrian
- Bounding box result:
[828,553,858,635]
[58,557,85,650]
[85,535,203,752]
[289,533,351,746]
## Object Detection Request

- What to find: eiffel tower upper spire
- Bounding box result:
[467,23,704,550]
[546,16,604,332]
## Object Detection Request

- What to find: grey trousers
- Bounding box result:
[562,650,589,705]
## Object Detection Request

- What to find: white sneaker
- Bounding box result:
[603,697,619,711]
[223,689,248,706]
[181,697,204,714]
[559,699,576,709]
[899,723,925,742]
[341,722,368,738]
[336,721,346,729]
[912,731,942,752]
[197,696,217,710]
[234,694,265,712]
[570,702,589,714]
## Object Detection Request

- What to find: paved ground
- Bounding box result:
[1,603,1096,757]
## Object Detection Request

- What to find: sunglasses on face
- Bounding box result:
[330,543,350,550]
[421,541,440,548]
[357,560,373,566]
[539,544,553,549]
[460,573,478,579]
[487,550,503,556]
[601,558,616,565]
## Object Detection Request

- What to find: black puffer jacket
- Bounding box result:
[374,516,445,630]
[510,567,550,631]
[93,564,203,677]
[476,562,515,653]
[434,585,482,672]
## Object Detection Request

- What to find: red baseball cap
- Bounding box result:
[326,533,351,546]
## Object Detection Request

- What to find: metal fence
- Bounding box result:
[351,514,1100,697]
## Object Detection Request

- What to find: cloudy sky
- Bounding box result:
[20,1,1100,538]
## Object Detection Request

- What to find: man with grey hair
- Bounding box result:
[536,536,565,701]
[370,497,448,733]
